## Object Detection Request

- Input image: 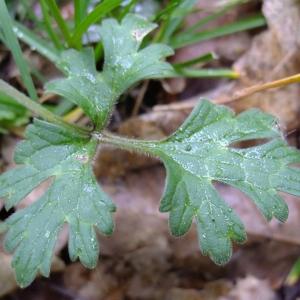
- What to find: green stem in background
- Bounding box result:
[94,42,104,62]
[153,0,181,22]
[153,0,186,43]
[13,22,61,69]
[153,18,169,43]
[174,68,239,79]
[0,0,38,100]
[286,258,300,286]
[20,0,43,26]
[173,52,217,68]
[74,0,89,28]
[119,0,139,20]
[155,0,197,44]
[71,0,122,48]
[0,80,90,137]
[183,0,249,35]
[171,14,266,49]
[44,0,73,48]
[40,0,64,49]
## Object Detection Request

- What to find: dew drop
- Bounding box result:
[185,144,192,152]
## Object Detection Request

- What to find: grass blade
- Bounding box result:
[20,0,43,25]
[0,0,37,100]
[119,0,139,20]
[153,0,181,21]
[0,79,89,136]
[173,52,217,68]
[155,0,197,43]
[13,22,60,65]
[171,14,266,49]
[74,0,89,27]
[44,0,73,47]
[40,0,64,49]
[184,0,249,35]
[71,0,122,48]
[174,67,239,79]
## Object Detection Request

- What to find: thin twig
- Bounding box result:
[132,80,149,116]
[215,73,300,104]
[154,73,300,111]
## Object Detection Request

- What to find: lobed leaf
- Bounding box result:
[1,10,299,288]
[0,13,174,287]
[0,120,115,287]
[154,100,300,264]
[46,14,174,129]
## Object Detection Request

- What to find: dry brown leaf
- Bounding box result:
[0,251,17,297]
[220,276,276,300]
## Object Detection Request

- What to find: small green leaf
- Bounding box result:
[154,100,300,264]
[47,14,174,129]
[0,93,29,133]
[0,120,115,287]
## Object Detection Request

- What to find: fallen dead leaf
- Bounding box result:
[220,276,276,300]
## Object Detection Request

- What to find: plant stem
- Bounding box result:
[96,131,160,156]
[0,80,90,137]
[154,73,300,112]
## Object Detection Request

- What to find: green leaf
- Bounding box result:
[153,100,300,264]
[0,120,115,287]
[47,14,173,129]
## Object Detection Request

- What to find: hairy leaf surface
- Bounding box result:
[153,100,300,264]
[1,10,300,289]
[0,120,115,287]
[46,14,174,129]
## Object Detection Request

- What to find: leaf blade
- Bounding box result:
[47,14,174,130]
[0,120,115,287]
[154,100,300,264]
